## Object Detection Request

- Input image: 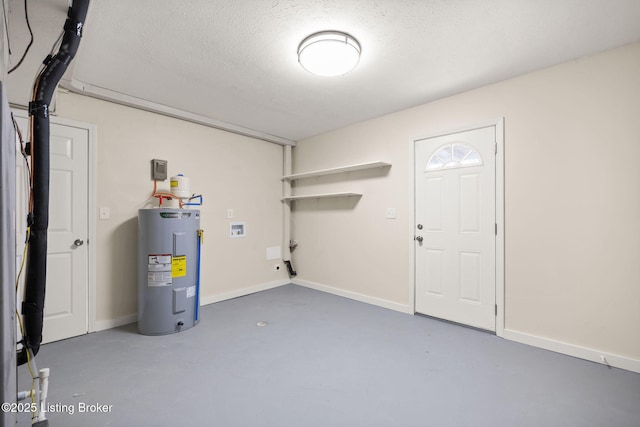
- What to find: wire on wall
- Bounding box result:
[8,0,34,74]
[1,0,12,55]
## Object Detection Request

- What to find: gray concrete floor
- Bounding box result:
[17,284,640,426]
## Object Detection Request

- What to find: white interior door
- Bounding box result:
[414,126,496,331]
[15,115,89,343]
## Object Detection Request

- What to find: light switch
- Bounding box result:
[386,208,396,219]
[99,207,110,220]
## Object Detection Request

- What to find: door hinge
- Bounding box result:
[494,142,497,154]
[495,304,498,316]
[495,223,497,235]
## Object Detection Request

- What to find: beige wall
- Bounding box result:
[55,92,288,325]
[12,41,638,366]
[292,43,640,362]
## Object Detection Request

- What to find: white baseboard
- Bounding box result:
[503,329,640,373]
[90,281,639,374]
[91,280,289,332]
[292,278,412,314]
[92,313,137,332]
[199,279,290,306]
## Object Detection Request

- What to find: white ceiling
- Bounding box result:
[6,0,640,144]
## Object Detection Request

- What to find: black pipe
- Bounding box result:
[18,0,90,366]
[284,260,297,278]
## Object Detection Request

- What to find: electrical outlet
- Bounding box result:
[386,208,396,219]
[227,209,233,219]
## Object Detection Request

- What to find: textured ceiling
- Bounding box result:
[7,0,640,143]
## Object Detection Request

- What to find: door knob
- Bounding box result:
[415,236,423,242]
[74,239,84,247]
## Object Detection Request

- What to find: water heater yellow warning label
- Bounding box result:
[172,256,187,277]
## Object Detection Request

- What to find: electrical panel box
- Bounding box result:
[151,159,168,181]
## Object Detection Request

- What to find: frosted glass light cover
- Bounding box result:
[298,31,361,77]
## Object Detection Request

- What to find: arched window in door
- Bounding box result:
[426,142,482,171]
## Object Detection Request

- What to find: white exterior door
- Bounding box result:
[414,126,496,331]
[15,116,89,343]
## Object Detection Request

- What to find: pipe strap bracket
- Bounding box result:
[28,101,49,119]
[64,18,84,36]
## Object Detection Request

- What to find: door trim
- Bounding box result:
[409,118,504,337]
[13,111,97,335]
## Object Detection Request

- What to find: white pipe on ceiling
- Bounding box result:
[61,78,297,146]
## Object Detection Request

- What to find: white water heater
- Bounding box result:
[138,208,201,335]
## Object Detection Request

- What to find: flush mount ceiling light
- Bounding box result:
[297,31,361,77]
